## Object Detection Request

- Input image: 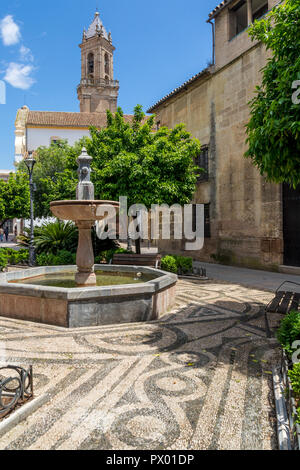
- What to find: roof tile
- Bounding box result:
[26,111,133,128]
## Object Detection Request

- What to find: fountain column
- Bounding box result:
[75,147,96,286]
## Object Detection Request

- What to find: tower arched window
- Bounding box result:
[104,53,110,76]
[87,53,94,75]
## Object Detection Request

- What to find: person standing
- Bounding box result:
[0,227,3,243]
[4,226,9,242]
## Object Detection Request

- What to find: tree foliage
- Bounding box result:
[0,172,30,226]
[245,0,300,187]
[87,105,200,207]
[18,140,82,218]
[19,106,201,217]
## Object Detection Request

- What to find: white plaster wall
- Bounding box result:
[27,127,91,151]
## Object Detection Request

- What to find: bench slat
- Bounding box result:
[267,292,284,313]
[277,292,293,314]
[289,293,300,312]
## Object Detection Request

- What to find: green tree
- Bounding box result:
[17,106,201,253]
[87,105,201,252]
[245,0,300,187]
[18,140,84,218]
[0,172,30,227]
[87,105,200,207]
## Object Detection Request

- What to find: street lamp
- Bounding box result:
[24,151,36,266]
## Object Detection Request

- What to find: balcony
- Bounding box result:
[78,78,119,89]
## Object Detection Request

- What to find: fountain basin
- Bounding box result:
[50,200,120,286]
[0,265,177,328]
[50,200,119,221]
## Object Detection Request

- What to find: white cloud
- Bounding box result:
[0,15,21,46]
[20,45,34,62]
[4,62,35,90]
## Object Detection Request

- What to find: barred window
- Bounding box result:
[195,145,209,182]
[229,0,248,39]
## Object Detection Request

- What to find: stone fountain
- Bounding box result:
[50,147,119,287]
[0,147,178,328]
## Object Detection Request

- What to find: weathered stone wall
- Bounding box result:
[215,0,280,70]
[154,35,283,269]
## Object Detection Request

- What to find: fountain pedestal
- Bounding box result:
[75,220,96,286]
[50,147,120,287]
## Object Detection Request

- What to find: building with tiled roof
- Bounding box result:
[146,0,296,270]
[14,107,135,163]
[14,11,121,164]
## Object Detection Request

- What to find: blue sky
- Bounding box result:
[0,0,219,169]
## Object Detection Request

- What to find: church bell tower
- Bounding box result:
[77,11,119,113]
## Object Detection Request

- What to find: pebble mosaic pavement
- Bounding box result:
[0,279,281,450]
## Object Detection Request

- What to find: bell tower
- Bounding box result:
[77,11,119,113]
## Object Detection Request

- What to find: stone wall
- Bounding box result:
[215,0,280,70]
[154,34,283,269]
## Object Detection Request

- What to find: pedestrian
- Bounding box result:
[0,227,3,243]
[4,226,9,242]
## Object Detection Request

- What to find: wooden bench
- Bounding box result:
[112,253,162,268]
[265,281,300,337]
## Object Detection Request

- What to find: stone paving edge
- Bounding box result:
[0,393,50,439]
[272,366,291,450]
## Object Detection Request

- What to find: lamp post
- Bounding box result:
[24,152,36,266]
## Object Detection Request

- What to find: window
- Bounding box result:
[195,145,209,182]
[229,0,248,39]
[87,53,94,75]
[104,53,110,76]
[252,0,268,21]
[192,203,211,238]
[156,121,161,131]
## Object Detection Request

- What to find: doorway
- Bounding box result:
[283,183,300,266]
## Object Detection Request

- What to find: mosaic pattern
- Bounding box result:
[0,280,280,450]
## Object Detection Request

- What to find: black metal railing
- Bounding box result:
[0,365,33,419]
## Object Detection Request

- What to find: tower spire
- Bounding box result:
[77,11,119,113]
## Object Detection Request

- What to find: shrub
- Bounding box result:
[19,221,120,259]
[288,363,300,397]
[0,248,29,267]
[161,255,178,274]
[34,220,78,255]
[288,363,300,425]
[0,251,8,271]
[277,311,300,358]
[19,220,78,255]
[8,249,29,265]
[55,249,76,265]
[36,250,76,266]
[174,255,193,274]
[161,255,193,274]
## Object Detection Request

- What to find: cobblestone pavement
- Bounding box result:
[0,280,281,450]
